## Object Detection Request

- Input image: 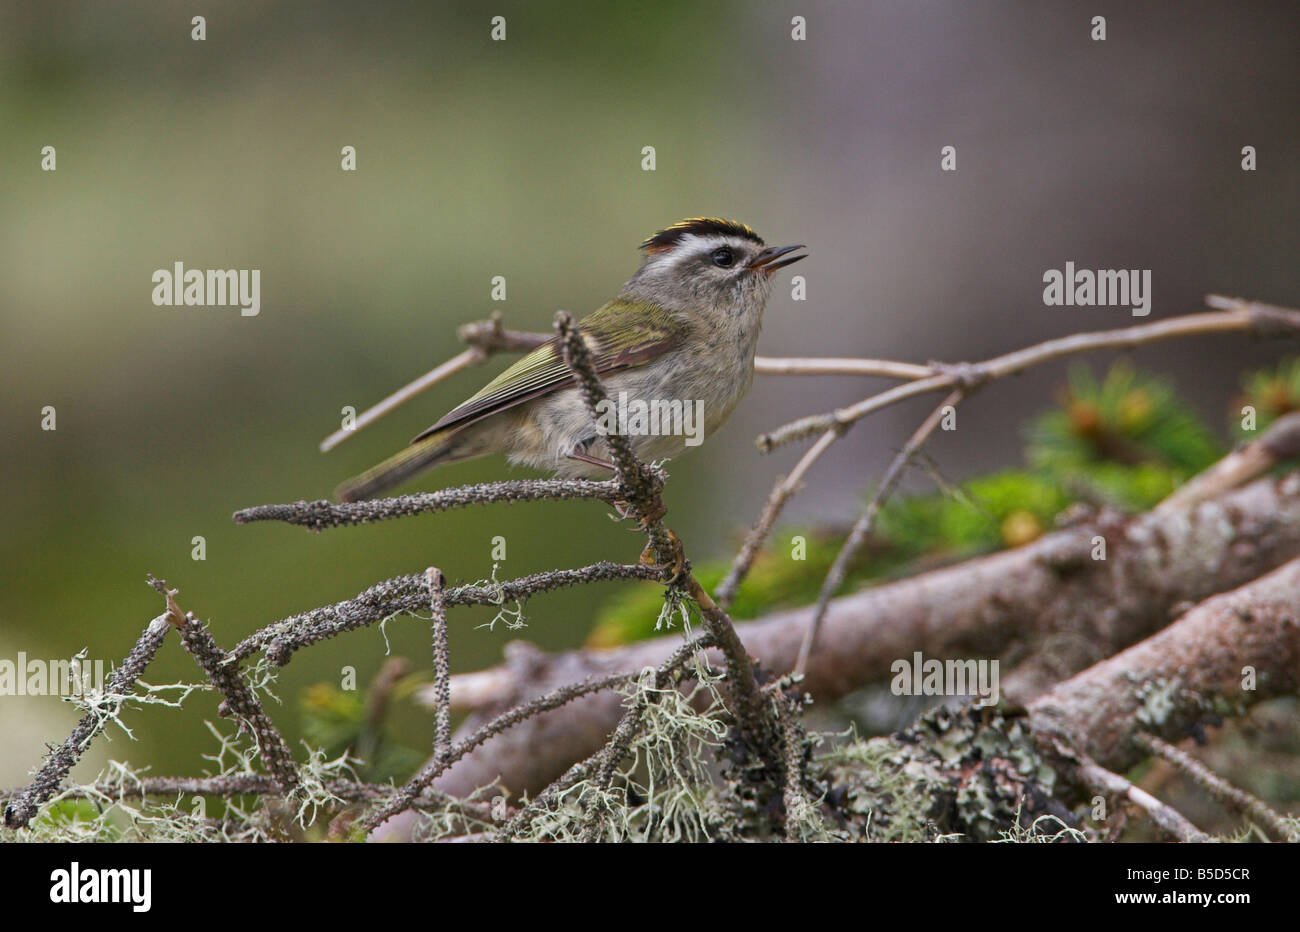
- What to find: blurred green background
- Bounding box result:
[2,1,1298,789]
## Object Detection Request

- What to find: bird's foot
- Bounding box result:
[640,528,687,585]
[611,495,667,530]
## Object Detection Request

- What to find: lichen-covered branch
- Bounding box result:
[432,476,1300,798]
[426,568,451,765]
[553,310,772,752]
[1028,555,1300,774]
[3,609,172,829]
[232,476,628,530]
[228,561,665,665]
[149,577,300,793]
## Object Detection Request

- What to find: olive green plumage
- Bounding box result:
[336,219,806,501]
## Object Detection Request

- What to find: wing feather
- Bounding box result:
[409,299,682,444]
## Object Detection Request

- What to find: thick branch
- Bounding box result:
[430,476,1300,798]
[1028,556,1300,774]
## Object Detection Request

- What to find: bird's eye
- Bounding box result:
[711,247,735,268]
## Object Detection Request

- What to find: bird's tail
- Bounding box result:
[335,431,456,502]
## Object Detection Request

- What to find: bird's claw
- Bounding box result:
[612,496,667,530]
[639,528,687,585]
[636,497,667,530]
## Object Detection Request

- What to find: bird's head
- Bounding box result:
[623,218,806,323]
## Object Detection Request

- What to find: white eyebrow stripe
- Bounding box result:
[643,233,754,273]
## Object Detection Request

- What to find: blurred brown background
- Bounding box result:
[1,1,1297,785]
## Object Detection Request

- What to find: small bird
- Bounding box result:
[336,218,806,502]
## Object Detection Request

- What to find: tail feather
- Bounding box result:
[335,433,454,502]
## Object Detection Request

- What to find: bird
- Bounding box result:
[335,218,806,502]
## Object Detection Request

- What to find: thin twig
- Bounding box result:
[321,318,937,455]
[795,389,966,673]
[0,773,495,819]
[149,577,300,793]
[319,314,552,451]
[1077,756,1212,842]
[233,476,629,529]
[229,561,666,665]
[553,311,671,555]
[427,567,451,765]
[3,607,173,829]
[758,300,1300,452]
[552,310,772,750]
[1157,411,1300,513]
[1134,733,1300,843]
[715,425,843,609]
[754,356,935,379]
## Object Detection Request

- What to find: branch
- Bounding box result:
[228,561,666,665]
[3,608,172,829]
[1028,555,1300,774]
[319,313,552,452]
[1156,411,1300,513]
[1132,733,1300,843]
[715,425,842,608]
[757,298,1300,452]
[1074,757,1211,843]
[753,355,935,379]
[720,298,1300,608]
[365,674,634,835]
[552,310,772,750]
[426,568,451,766]
[149,577,299,793]
[232,476,628,530]
[430,475,1300,798]
[795,388,967,673]
[0,774,499,825]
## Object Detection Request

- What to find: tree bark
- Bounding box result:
[426,475,1300,802]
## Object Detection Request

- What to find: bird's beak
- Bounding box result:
[747,244,807,275]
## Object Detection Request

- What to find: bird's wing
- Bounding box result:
[410,299,683,444]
